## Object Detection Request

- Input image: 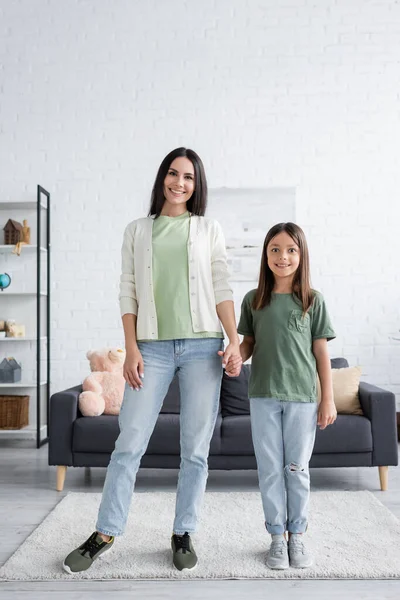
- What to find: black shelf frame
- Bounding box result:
[36,185,50,448]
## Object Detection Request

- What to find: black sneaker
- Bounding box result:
[63,531,114,574]
[171,532,197,571]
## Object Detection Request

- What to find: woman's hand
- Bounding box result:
[123,347,144,391]
[317,399,337,430]
[218,342,242,377]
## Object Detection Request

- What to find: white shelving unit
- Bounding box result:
[0,382,48,388]
[1,292,48,296]
[0,336,47,342]
[0,186,50,447]
[0,424,47,440]
[0,245,47,252]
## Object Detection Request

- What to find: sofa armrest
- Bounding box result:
[359,381,398,467]
[48,385,82,467]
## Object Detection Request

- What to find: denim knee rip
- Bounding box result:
[285,462,305,473]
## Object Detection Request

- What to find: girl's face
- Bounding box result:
[267,231,300,283]
[163,157,195,209]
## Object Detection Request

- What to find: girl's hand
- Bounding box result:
[218,343,242,377]
[317,400,337,430]
[123,347,144,391]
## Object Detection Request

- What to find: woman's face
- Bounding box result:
[163,157,195,209]
[267,231,300,281]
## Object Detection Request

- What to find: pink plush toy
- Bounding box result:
[79,347,126,417]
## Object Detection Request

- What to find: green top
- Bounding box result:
[238,289,336,402]
[151,211,223,341]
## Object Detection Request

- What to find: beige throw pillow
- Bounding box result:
[317,366,363,415]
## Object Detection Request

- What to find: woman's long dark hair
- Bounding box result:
[148,147,207,217]
[253,222,314,314]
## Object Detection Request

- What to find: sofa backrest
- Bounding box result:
[160,357,349,415]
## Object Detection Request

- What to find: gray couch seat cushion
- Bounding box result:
[73,414,181,454]
[313,415,372,453]
[147,414,223,456]
[160,375,180,414]
[221,416,254,455]
[73,414,222,455]
[220,414,372,457]
[73,415,119,453]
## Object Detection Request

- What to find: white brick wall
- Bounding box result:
[1,0,399,408]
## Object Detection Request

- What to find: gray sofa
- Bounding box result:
[49,358,398,492]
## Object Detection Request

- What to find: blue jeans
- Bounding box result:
[96,338,223,537]
[250,397,317,535]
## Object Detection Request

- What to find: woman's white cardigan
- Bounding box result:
[119,214,233,340]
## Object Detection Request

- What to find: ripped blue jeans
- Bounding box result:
[250,397,317,534]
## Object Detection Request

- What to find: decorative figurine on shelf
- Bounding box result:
[6,320,25,337]
[2,218,31,255]
[12,219,31,256]
[0,273,11,291]
[3,219,23,244]
[0,357,22,383]
[5,319,15,335]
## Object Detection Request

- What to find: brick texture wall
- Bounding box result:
[1,0,399,407]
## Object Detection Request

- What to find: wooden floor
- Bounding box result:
[1,440,399,599]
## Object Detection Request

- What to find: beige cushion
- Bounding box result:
[317,366,363,415]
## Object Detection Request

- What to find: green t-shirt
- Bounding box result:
[151,211,223,341]
[237,289,336,402]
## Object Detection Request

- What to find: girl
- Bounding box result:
[237,222,336,570]
[63,147,242,575]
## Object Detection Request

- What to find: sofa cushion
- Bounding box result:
[73,415,119,453]
[317,366,363,415]
[220,365,251,417]
[160,375,180,413]
[220,359,348,417]
[147,413,222,455]
[72,414,182,454]
[221,416,254,455]
[220,413,372,456]
[313,414,372,453]
[72,413,222,455]
[330,358,349,369]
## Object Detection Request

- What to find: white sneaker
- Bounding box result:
[266,534,289,570]
[288,534,313,568]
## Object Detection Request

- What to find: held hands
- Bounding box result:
[317,399,337,430]
[218,342,242,377]
[124,347,144,391]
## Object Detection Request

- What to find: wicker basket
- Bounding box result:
[0,395,29,429]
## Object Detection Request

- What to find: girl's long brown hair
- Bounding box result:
[253,222,314,314]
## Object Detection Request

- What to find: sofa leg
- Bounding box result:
[378,466,388,491]
[56,466,67,492]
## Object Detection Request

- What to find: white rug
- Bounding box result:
[1,491,400,580]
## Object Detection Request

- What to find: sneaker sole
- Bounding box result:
[266,557,289,570]
[290,560,313,569]
[172,561,198,572]
[62,544,114,575]
[266,562,289,570]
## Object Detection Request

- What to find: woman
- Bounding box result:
[63,147,242,574]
